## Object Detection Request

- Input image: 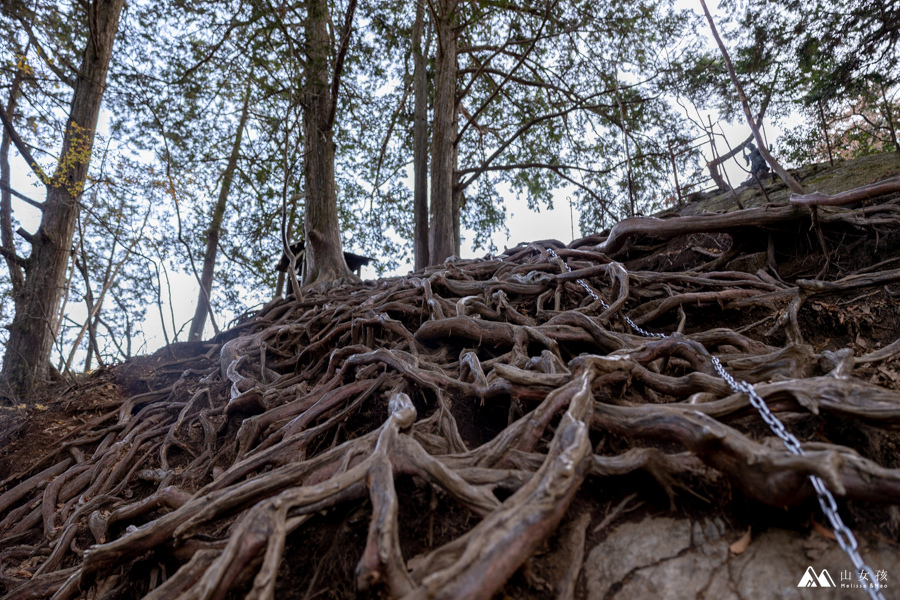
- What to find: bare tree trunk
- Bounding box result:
[706,92,773,189]
[189,83,251,341]
[274,198,299,298]
[667,138,682,203]
[699,0,805,195]
[613,68,635,216]
[428,0,459,265]
[452,113,461,257]
[75,252,103,372]
[2,0,125,397]
[302,0,353,285]
[1,70,25,293]
[412,0,430,271]
[817,100,835,166]
[879,82,900,156]
[79,217,111,372]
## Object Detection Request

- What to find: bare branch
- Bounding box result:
[325,0,358,131]
[0,245,27,268]
[0,181,44,210]
[455,0,556,144]
[0,99,49,184]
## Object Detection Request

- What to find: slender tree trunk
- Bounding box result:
[188,83,251,341]
[429,0,459,265]
[2,0,125,396]
[302,0,353,285]
[412,0,430,270]
[452,111,461,257]
[704,116,730,192]
[699,0,805,195]
[613,68,635,216]
[879,82,900,156]
[817,100,835,166]
[1,70,25,292]
[75,253,103,371]
[667,139,682,203]
[274,198,298,298]
[706,92,773,188]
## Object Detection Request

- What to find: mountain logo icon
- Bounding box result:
[798,566,836,587]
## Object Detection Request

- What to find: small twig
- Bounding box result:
[593,492,643,533]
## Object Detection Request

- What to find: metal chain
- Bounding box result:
[546,247,885,599]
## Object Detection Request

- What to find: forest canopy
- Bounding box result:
[0,0,898,389]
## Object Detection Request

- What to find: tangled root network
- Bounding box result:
[3,202,900,600]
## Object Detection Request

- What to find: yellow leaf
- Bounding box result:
[729,527,752,554]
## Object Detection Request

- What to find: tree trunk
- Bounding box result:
[74,252,104,372]
[1,70,25,293]
[2,0,125,396]
[274,198,299,298]
[613,68,636,216]
[412,0,430,271]
[428,0,459,265]
[706,93,772,190]
[879,82,900,156]
[817,100,835,166]
[704,115,736,198]
[188,83,251,342]
[302,0,352,285]
[699,0,805,195]
[452,110,461,257]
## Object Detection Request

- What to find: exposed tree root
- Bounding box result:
[790,175,900,206]
[3,198,900,598]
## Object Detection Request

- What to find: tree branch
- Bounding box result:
[457,37,527,104]
[457,162,612,176]
[699,0,804,194]
[455,0,556,145]
[708,83,773,169]
[0,100,49,184]
[173,7,266,85]
[457,94,612,191]
[16,227,34,244]
[457,66,576,95]
[326,0,358,131]
[0,245,27,268]
[0,181,44,210]
[15,16,77,88]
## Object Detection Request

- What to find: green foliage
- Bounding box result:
[8,0,897,370]
[708,1,900,167]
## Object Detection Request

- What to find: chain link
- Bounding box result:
[546,247,885,599]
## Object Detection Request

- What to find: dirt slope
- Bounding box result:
[2,153,900,600]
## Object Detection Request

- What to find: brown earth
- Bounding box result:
[2,153,900,600]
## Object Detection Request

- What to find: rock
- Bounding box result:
[584,517,694,600]
[584,516,899,599]
[726,251,768,274]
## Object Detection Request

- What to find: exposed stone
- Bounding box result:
[726,251,768,274]
[584,516,899,600]
[584,517,693,600]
